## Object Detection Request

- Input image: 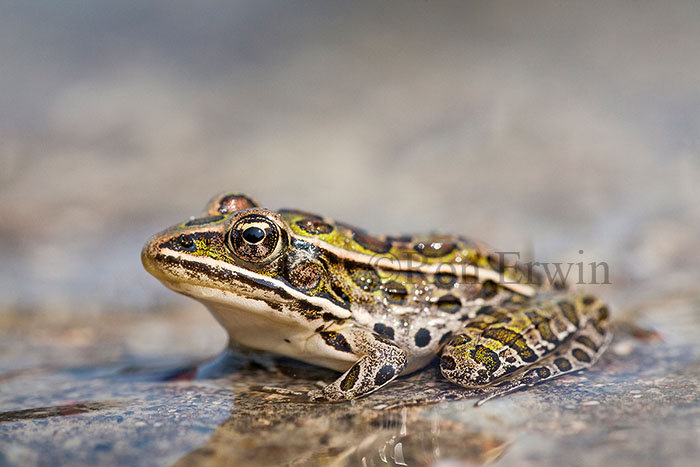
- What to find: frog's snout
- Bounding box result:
[141,226,213,284]
[141,234,162,278]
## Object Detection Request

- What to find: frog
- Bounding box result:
[141,193,612,403]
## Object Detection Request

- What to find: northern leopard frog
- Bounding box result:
[142,193,611,402]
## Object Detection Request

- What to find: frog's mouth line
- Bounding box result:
[144,248,352,322]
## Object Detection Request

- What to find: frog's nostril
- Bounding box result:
[176,235,196,251]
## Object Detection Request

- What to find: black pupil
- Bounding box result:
[242,226,265,244]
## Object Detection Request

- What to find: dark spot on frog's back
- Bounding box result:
[349,265,380,292]
[320,331,353,353]
[480,280,499,299]
[436,294,461,314]
[382,281,408,305]
[337,223,391,254]
[387,235,413,245]
[352,229,392,254]
[296,218,334,235]
[434,272,457,289]
[413,239,456,258]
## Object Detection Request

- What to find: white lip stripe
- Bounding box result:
[161,248,353,319]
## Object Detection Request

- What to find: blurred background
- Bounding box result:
[2,0,699,315]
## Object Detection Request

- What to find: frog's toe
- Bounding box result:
[253,385,308,400]
[252,385,332,403]
[304,389,331,402]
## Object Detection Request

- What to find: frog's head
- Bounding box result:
[141,192,351,323]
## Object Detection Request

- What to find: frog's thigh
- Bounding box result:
[440,294,611,396]
[308,327,407,402]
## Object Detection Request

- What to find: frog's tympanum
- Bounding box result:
[142,193,611,402]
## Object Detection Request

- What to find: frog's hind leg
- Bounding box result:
[471,319,612,405]
[440,294,611,405]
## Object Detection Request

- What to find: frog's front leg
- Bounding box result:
[440,294,611,403]
[306,326,408,402]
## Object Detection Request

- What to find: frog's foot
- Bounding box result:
[253,385,316,402]
[307,327,408,401]
[256,327,407,402]
[469,334,610,407]
[440,293,612,405]
[254,385,338,403]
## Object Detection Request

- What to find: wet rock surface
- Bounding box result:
[2,285,699,466]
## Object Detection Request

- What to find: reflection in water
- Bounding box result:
[173,354,510,466]
[177,401,508,466]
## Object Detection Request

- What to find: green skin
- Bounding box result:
[142,192,612,402]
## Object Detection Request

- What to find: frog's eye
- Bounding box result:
[227,215,284,263]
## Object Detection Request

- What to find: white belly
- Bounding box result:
[204,302,358,372]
